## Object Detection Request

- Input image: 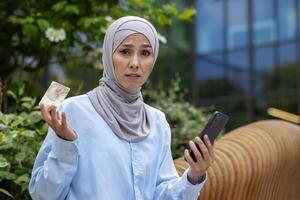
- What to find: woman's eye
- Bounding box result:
[120,49,130,55]
[142,50,151,56]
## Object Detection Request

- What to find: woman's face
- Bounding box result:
[112,33,154,90]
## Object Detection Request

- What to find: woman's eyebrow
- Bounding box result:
[120,44,134,48]
[142,44,152,48]
[120,44,151,48]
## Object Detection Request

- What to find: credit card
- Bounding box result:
[39,81,70,108]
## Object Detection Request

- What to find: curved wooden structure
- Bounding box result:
[174,120,300,200]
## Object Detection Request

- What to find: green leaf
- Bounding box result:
[9,130,19,138]
[15,174,30,185]
[0,133,6,142]
[52,1,68,12]
[11,117,24,127]
[178,8,196,21]
[18,84,25,96]
[127,0,148,7]
[22,24,39,37]
[0,188,13,198]
[15,152,26,162]
[156,14,172,26]
[24,111,42,124]
[162,4,178,16]
[21,130,36,137]
[65,5,80,15]
[37,123,49,135]
[20,97,33,102]
[0,155,9,168]
[33,105,40,110]
[0,114,14,126]
[0,171,17,180]
[21,102,32,110]
[7,90,17,101]
[23,16,35,24]
[37,19,50,30]
[0,142,13,150]
[78,17,100,28]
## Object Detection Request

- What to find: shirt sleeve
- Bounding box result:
[28,127,79,200]
[154,119,207,200]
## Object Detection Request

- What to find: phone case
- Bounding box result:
[188,111,229,162]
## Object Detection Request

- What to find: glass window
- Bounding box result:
[253,75,264,94]
[227,50,250,92]
[196,0,224,54]
[258,62,297,94]
[201,53,224,64]
[254,46,275,74]
[298,0,300,37]
[228,0,248,49]
[228,70,249,93]
[253,0,276,45]
[228,50,249,72]
[265,96,297,114]
[278,0,296,40]
[220,99,249,130]
[279,43,297,65]
[277,63,298,90]
[196,57,226,98]
[195,57,224,80]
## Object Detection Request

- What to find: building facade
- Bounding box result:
[194,0,300,128]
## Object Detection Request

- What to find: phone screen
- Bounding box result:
[188,111,229,162]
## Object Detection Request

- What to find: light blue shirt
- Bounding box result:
[29,95,206,199]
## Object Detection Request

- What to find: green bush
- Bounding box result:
[0,85,47,199]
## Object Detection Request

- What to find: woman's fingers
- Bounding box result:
[40,103,53,126]
[56,110,61,121]
[40,104,63,131]
[184,149,195,166]
[195,136,210,162]
[189,140,203,163]
[50,105,60,129]
[186,136,215,182]
[40,104,76,141]
[61,112,68,130]
[204,135,215,162]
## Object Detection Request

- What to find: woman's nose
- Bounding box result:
[130,53,140,69]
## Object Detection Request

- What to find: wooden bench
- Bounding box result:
[174,120,300,200]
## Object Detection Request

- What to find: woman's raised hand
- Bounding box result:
[184,135,215,184]
[40,103,77,141]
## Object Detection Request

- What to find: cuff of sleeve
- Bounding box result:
[182,169,207,199]
[51,132,79,164]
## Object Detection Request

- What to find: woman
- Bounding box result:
[29,16,214,200]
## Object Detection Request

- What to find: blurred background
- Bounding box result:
[192,0,300,130]
[0,0,299,198]
[1,0,299,129]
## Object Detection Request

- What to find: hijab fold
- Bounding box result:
[87,16,159,142]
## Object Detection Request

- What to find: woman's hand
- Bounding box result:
[184,135,215,184]
[40,103,77,141]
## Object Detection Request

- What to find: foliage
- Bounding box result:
[144,76,214,158]
[262,64,298,113]
[263,64,297,91]
[0,86,47,199]
[197,78,243,98]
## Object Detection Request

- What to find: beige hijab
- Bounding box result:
[87,16,159,142]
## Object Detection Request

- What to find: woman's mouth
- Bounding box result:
[125,74,141,78]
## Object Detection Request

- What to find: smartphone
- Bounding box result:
[188,111,229,162]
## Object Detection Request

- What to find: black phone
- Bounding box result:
[188,111,229,162]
